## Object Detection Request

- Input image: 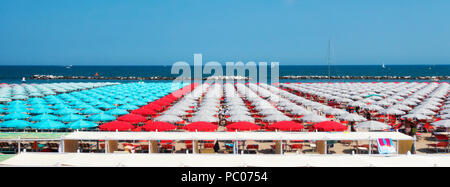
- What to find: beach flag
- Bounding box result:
[377,138,396,154]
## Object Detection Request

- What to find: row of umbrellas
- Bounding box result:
[0,82,188,129]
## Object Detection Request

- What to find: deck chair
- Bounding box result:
[377,138,396,154]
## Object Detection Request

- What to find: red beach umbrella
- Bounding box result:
[267,121,304,131]
[117,114,147,123]
[99,121,135,131]
[313,121,347,132]
[183,122,218,132]
[226,122,261,131]
[142,121,177,132]
[143,104,164,111]
[131,108,157,116]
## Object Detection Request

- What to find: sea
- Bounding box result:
[0,65,449,84]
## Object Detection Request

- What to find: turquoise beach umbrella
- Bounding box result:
[73,103,92,109]
[30,114,60,121]
[60,114,86,122]
[88,113,116,122]
[0,119,33,129]
[32,120,66,129]
[80,107,103,115]
[51,104,69,109]
[96,103,115,109]
[2,112,30,120]
[118,104,139,110]
[53,108,79,115]
[105,108,129,115]
[129,100,147,106]
[68,120,98,129]
[5,108,28,114]
[29,108,54,114]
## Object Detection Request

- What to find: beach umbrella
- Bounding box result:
[323,108,347,115]
[129,100,147,106]
[116,114,147,123]
[88,113,116,122]
[96,103,115,109]
[130,108,157,116]
[378,108,406,115]
[29,108,54,114]
[190,115,219,123]
[183,122,218,132]
[356,121,391,131]
[30,114,60,121]
[2,112,30,120]
[142,104,164,111]
[300,114,327,122]
[51,104,69,110]
[153,115,183,123]
[338,113,367,122]
[401,113,431,120]
[142,121,177,132]
[266,121,304,131]
[431,120,450,128]
[313,121,347,132]
[53,108,79,115]
[80,108,103,115]
[99,121,135,131]
[105,108,129,116]
[261,114,291,122]
[60,114,86,122]
[226,122,261,131]
[32,120,66,130]
[67,120,98,129]
[5,108,29,114]
[226,115,255,123]
[118,104,139,110]
[362,105,384,111]
[0,119,33,129]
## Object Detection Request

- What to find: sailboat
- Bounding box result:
[382,61,385,69]
[21,77,26,83]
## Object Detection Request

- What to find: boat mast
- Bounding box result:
[327,39,331,82]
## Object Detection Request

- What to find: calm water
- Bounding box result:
[0,65,449,84]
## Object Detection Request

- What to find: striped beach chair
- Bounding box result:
[377,138,396,154]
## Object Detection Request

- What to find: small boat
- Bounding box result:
[21,77,26,83]
[66,65,72,69]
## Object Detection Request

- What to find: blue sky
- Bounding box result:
[0,0,449,65]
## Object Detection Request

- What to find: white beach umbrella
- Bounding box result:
[323,108,347,115]
[154,115,184,123]
[401,113,431,120]
[261,114,291,122]
[300,114,327,122]
[190,115,219,122]
[431,120,450,128]
[378,108,406,115]
[356,121,391,131]
[338,113,367,122]
[226,115,255,122]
